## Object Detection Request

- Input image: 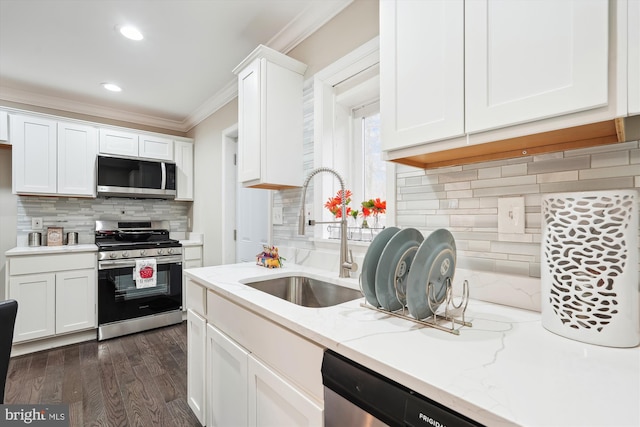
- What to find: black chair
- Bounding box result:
[0,299,18,404]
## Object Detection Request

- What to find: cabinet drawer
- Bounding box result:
[186,278,207,316]
[9,252,96,276]
[184,246,202,261]
[207,290,324,403]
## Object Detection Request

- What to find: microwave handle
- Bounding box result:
[161,162,166,190]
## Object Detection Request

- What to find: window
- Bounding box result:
[312,37,393,241]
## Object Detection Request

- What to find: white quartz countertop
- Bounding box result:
[185,262,640,427]
[6,244,98,256]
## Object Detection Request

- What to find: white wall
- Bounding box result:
[188,99,238,267]
[0,148,17,299]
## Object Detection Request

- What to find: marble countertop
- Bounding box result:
[184,262,640,427]
[5,244,98,256]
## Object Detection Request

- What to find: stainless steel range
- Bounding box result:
[96,220,183,341]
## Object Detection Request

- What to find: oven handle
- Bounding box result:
[98,255,183,270]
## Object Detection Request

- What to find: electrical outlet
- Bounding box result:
[32,217,43,230]
[272,206,283,225]
[498,197,525,234]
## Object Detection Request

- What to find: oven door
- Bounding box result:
[98,255,182,325]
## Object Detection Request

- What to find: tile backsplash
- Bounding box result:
[17,196,189,246]
[394,141,640,280]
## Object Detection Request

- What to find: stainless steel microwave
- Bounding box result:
[97,155,177,199]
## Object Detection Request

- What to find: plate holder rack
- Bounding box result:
[360,277,472,335]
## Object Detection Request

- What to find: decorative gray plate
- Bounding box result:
[406,229,456,320]
[375,228,424,311]
[361,226,400,307]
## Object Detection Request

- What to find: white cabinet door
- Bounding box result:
[629,0,640,115]
[248,354,323,427]
[206,324,249,427]
[174,140,194,201]
[55,268,96,334]
[465,0,609,133]
[99,128,139,157]
[10,273,56,342]
[0,110,8,142]
[234,46,306,189]
[57,122,97,197]
[11,114,57,194]
[187,308,207,425]
[380,0,464,150]
[139,134,173,160]
[237,58,262,184]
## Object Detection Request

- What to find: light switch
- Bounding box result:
[272,206,283,225]
[498,197,525,234]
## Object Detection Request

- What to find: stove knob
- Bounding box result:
[167,248,174,254]
[109,252,117,259]
[122,251,129,258]
[157,248,164,255]
[140,249,146,256]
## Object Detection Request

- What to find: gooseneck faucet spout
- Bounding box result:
[298,167,357,278]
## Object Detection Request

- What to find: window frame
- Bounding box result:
[312,36,395,241]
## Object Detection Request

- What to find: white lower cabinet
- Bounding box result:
[206,324,249,427]
[187,308,207,425]
[185,280,324,426]
[248,354,323,427]
[9,273,56,342]
[8,252,96,343]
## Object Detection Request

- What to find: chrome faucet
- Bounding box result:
[298,167,357,278]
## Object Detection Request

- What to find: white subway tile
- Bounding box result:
[502,163,528,177]
[471,175,536,189]
[478,167,502,179]
[591,150,629,168]
[579,164,640,180]
[536,170,578,183]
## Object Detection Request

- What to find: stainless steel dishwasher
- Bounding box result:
[321,350,484,427]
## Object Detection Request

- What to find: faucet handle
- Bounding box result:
[347,249,358,273]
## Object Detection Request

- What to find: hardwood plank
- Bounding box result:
[61,346,82,404]
[39,348,66,404]
[97,344,128,427]
[134,332,165,376]
[166,397,203,427]
[5,355,31,403]
[132,363,173,426]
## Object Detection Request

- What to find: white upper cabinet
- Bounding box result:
[99,128,175,161]
[57,121,98,197]
[629,0,640,115]
[380,0,464,151]
[465,0,609,133]
[139,134,173,160]
[98,128,139,157]
[234,45,307,189]
[0,110,8,142]
[380,0,612,152]
[12,114,98,197]
[11,114,58,195]
[174,139,194,201]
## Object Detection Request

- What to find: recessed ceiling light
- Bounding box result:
[119,25,143,41]
[102,83,122,92]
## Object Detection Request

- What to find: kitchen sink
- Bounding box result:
[243,275,362,308]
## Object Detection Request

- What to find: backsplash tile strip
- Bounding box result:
[17,196,189,246]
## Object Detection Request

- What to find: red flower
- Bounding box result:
[325,190,352,217]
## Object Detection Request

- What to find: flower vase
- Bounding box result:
[361,218,369,228]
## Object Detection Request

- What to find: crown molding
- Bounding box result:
[267,0,353,54]
[0,85,188,132]
[183,80,239,132]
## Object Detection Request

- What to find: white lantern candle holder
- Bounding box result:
[541,189,639,347]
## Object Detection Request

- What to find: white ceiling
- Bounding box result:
[0,0,352,132]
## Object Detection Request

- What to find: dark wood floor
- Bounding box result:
[4,321,201,427]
